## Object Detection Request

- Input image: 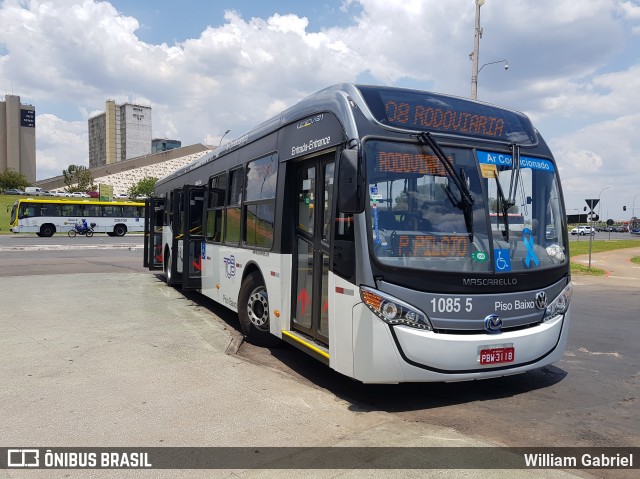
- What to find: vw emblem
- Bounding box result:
[484,314,503,334]
[535,292,547,310]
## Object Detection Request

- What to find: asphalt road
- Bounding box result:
[1,234,638,479]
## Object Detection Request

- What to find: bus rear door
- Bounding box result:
[182,186,206,291]
[144,197,165,270]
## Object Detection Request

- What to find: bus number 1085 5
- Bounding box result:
[430,297,473,313]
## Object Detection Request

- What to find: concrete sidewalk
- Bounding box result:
[571,246,640,286]
[0,272,585,479]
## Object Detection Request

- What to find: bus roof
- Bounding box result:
[15,198,144,207]
[157,83,539,188]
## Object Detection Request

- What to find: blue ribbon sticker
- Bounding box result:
[522,228,539,268]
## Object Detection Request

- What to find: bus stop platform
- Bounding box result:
[0,272,586,479]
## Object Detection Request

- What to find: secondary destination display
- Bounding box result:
[376,151,452,176]
[357,85,537,144]
[391,233,469,258]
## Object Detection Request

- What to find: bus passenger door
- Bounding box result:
[145,197,165,270]
[292,155,335,345]
[182,186,206,291]
[168,188,184,286]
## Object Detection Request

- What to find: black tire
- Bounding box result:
[68,229,77,238]
[238,271,280,347]
[106,232,116,237]
[86,229,94,237]
[40,224,56,237]
[165,248,173,285]
[36,232,43,237]
[113,224,127,237]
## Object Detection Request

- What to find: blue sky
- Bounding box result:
[1,0,640,219]
[108,0,362,44]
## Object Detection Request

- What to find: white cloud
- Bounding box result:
[0,0,638,216]
[35,114,88,178]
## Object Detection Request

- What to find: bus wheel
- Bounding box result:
[40,224,56,237]
[238,271,280,347]
[113,224,127,237]
[165,248,173,285]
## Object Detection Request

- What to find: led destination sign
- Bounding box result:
[357,85,537,144]
[392,234,469,258]
[377,151,452,176]
[385,101,505,139]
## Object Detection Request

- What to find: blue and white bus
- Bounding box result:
[144,84,571,383]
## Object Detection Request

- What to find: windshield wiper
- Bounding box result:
[494,143,521,243]
[418,132,475,241]
[507,143,521,208]
[493,171,511,242]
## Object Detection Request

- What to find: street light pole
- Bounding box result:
[470,0,484,100]
[597,185,610,227]
[218,129,230,147]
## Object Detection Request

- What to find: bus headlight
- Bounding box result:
[542,283,572,323]
[360,286,433,330]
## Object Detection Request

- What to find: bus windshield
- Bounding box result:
[365,140,567,275]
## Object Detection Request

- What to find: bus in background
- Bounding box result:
[630,217,640,235]
[145,84,571,384]
[10,197,144,237]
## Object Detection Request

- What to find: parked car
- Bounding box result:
[570,226,595,235]
[4,188,24,195]
[86,191,99,198]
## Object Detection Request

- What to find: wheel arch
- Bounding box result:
[240,260,265,287]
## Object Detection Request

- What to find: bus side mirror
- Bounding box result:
[338,148,365,214]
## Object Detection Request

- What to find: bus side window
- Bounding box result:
[206,173,227,243]
[19,204,38,218]
[333,212,355,282]
[225,167,243,245]
[41,204,61,216]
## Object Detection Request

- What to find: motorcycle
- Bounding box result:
[68,222,96,237]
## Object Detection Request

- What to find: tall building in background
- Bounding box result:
[88,100,152,168]
[152,138,181,153]
[0,94,36,182]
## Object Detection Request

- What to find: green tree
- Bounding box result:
[127,176,157,198]
[63,165,95,193]
[489,198,519,214]
[0,168,30,191]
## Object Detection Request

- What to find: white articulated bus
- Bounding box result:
[10,197,144,236]
[144,84,571,384]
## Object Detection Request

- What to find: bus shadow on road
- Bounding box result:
[268,346,568,413]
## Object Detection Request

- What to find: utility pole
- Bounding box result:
[470,0,485,100]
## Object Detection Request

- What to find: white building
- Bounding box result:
[0,94,36,182]
[89,100,152,168]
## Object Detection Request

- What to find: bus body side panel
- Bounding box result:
[327,272,357,379]
[203,247,289,340]
[352,303,406,383]
[200,242,222,304]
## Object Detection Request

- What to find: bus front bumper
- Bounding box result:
[351,304,569,383]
